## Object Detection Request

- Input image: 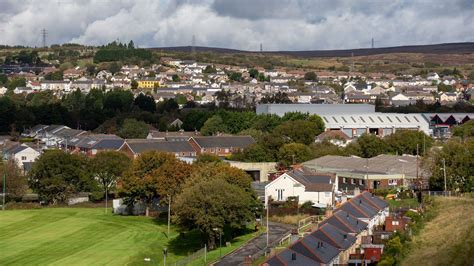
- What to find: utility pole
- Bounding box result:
[442,159,447,196]
[105,186,108,214]
[266,196,269,250]
[167,194,171,238]
[2,172,5,211]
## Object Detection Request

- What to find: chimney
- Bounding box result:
[325,207,333,218]
[291,252,296,261]
[344,234,347,240]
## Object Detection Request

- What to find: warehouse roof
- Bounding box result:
[256,103,375,116]
[320,113,430,134]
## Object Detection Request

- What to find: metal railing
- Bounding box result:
[174,245,207,266]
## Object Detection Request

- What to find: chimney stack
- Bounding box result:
[291,252,296,261]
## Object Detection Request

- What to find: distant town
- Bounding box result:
[0,42,473,266]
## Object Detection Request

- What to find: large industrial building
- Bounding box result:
[256,103,375,116]
[320,113,430,137]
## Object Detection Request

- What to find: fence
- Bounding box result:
[173,245,207,266]
[268,207,324,216]
[297,215,325,234]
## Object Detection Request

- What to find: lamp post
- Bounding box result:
[2,172,5,211]
[213,228,222,258]
[167,194,171,238]
[163,248,168,266]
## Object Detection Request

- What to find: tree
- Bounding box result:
[194,154,222,165]
[133,93,156,113]
[236,143,275,162]
[90,151,131,202]
[7,77,26,90]
[278,143,313,167]
[385,130,433,155]
[304,71,317,81]
[0,159,28,201]
[352,133,389,158]
[130,80,138,90]
[152,159,194,201]
[228,72,242,82]
[248,68,259,78]
[200,115,228,136]
[108,62,121,74]
[118,151,176,216]
[28,150,92,204]
[127,40,135,49]
[203,65,217,74]
[452,120,474,141]
[173,178,255,249]
[189,163,253,190]
[424,139,474,192]
[44,71,63,81]
[118,118,149,138]
[0,73,8,86]
[172,74,181,82]
[273,120,322,145]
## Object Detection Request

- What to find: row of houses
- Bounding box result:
[263,191,390,265]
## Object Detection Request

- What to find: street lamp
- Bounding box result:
[213,228,222,258]
[163,247,168,266]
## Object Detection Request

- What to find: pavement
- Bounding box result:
[214,222,294,266]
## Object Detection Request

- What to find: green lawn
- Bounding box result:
[0,208,187,265]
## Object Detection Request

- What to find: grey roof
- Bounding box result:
[266,248,321,266]
[287,168,334,192]
[192,136,255,148]
[291,235,340,264]
[67,134,122,150]
[338,192,385,219]
[320,112,430,135]
[310,223,356,249]
[93,139,125,150]
[256,103,375,116]
[5,144,28,155]
[319,210,368,234]
[423,113,474,123]
[54,128,85,139]
[303,154,419,178]
[126,140,195,154]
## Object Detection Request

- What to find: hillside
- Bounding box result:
[153,42,474,57]
[401,197,474,266]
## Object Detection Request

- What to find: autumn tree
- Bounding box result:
[0,159,28,201]
[273,120,322,145]
[118,151,181,216]
[189,163,253,189]
[152,159,194,203]
[90,151,131,202]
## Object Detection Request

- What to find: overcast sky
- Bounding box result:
[0,0,472,51]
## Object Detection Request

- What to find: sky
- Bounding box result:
[0,0,473,51]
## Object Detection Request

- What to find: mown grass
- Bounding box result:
[401,197,474,266]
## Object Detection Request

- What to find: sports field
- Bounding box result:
[0,208,183,265]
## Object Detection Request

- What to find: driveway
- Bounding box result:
[214,222,293,266]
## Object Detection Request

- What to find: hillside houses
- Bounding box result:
[263,191,389,265]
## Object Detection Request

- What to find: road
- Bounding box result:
[214,222,293,266]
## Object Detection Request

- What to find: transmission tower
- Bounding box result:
[260,43,263,52]
[371,38,374,49]
[192,34,196,54]
[41,29,48,48]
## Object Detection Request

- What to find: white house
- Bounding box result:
[439,92,458,102]
[3,144,41,172]
[265,168,336,208]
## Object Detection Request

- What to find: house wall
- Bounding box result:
[14,148,40,169]
[264,173,333,207]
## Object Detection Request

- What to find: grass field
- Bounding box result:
[0,208,186,265]
[401,197,474,266]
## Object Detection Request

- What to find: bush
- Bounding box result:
[300,201,313,209]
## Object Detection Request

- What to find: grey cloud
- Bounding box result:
[0,0,472,50]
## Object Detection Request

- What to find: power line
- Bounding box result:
[41,28,48,48]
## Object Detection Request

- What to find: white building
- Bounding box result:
[265,168,336,208]
[3,144,41,172]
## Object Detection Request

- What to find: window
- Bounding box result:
[359,179,365,185]
[389,179,397,186]
[21,156,27,161]
[392,221,400,226]
[351,179,355,185]
[276,189,285,201]
[343,177,347,183]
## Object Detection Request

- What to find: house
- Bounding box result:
[3,144,41,172]
[120,139,196,158]
[265,168,336,208]
[310,223,358,264]
[384,214,410,232]
[13,87,33,94]
[169,118,183,129]
[315,130,352,147]
[0,86,7,95]
[64,134,124,156]
[147,129,199,141]
[137,78,160,89]
[188,136,255,156]
[439,92,458,102]
[40,80,71,92]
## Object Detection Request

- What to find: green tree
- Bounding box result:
[385,130,433,155]
[251,114,282,132]
[189,163,253,189]
[172,74,181,82]
[28,150,92,204]
[118,118,149,138]
[200,115,228,136]
[248,68,259,78]
[90,151,131,201]
[278,143,313,167]
[194,154,222,165]
[452,120,474,141]
[273,120,322,145]
[352,133,389,158]
[108,62,121,74]
[228,72,242,82]
[304,71,317,81]
[44,71,64,81]
[173,178,255,249]
[7,77,26,90]
[203,65,217,74]
[425,139,474,192]
[236,143,275,162]
[0,73,8,86]
[133,93,156,113]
